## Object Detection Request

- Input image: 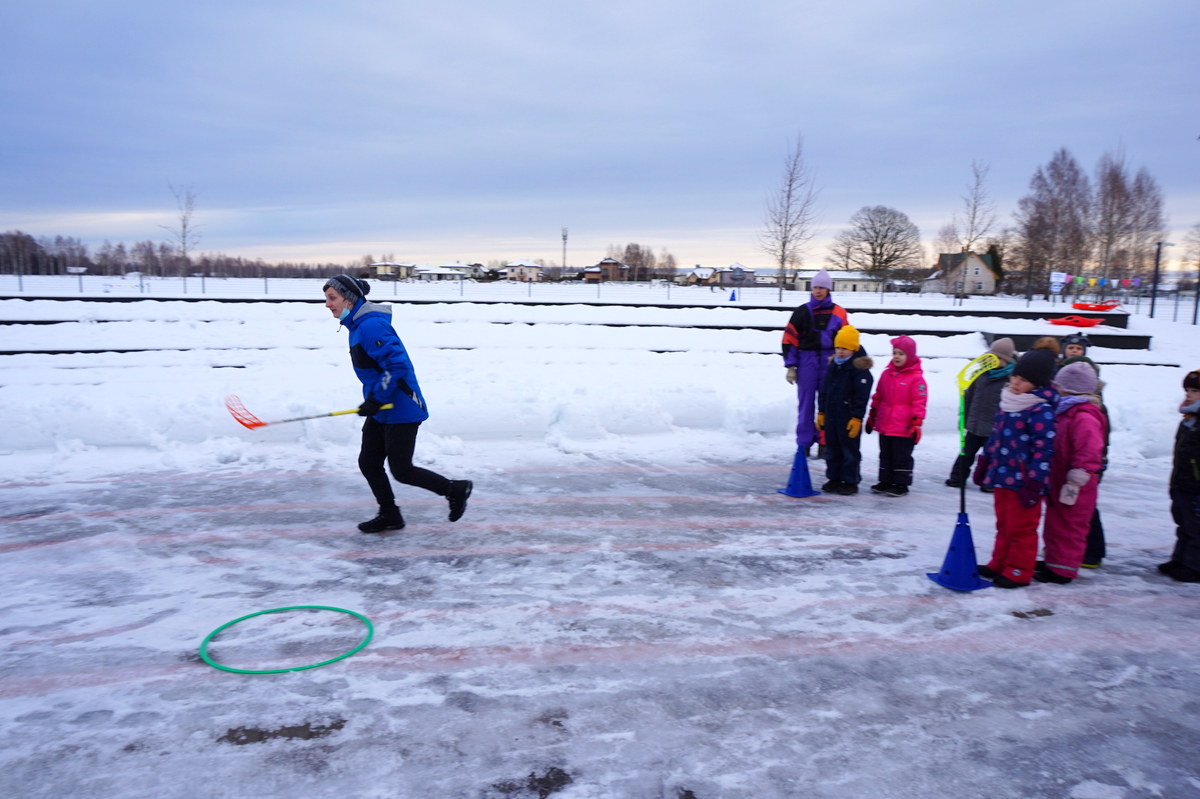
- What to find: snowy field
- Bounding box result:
[1,282,1198,799]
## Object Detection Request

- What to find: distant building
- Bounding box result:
[925,252,1000,295]
[369,261,415,280]
[794,269,882,293]
[414,263,468,281]
[583,257,628,283]
[503,260,543,282]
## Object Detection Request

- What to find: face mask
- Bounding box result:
[338,307,351,321]
[834,355,851,365]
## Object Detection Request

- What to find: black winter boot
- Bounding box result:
[446,480,473,522]
[358,506,405,534]
[1033,563,1072,584]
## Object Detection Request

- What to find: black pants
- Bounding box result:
[878,435,915,486]
[948,432,988,483]
[1084,507,1106,564]
[359,419,450,507]
[1170,489,1200,570]
[823,416,862,486]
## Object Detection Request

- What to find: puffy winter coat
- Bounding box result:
[781,296,847,367]
[1048,397,1106,495]
[340,298,430,424]
[818,349,874,423]
[1172,413,1200,495]
[869,336,927,436]
[963,363,1013,438]
[979,386,1057,492]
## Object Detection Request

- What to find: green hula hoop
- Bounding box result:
[200,605,374,674]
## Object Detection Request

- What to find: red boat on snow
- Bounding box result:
[1071,301,1120,312]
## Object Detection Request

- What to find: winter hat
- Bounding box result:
[1012,348,1056,388]
[324,274,371,302]
[890,335,917,363]
[1060,332,1091,352]
[1032,336,1061,356]
[987,337,1017,364]
[1054,361,1099,395]
[834,325,860,351]
[812,269,834,290]
[1185,369,1200,391]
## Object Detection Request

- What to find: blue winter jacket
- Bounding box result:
[340,298,430,424]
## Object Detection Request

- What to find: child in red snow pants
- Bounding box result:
[988,487,1043,584]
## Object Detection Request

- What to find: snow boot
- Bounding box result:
[821,479,844,492]
[1167,563,1200,583]
[1157,560,1181,575]
[832,482,858,496]
[991,574,1029,589]
[884,484,909,497]
[869,482,890,495]
[1034,562,1072,584]
[944,477,964,488]
[358,507,405,534]
[446,480,473,522]
[977,564,999,580]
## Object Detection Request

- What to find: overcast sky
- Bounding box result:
[3,0,1197,271]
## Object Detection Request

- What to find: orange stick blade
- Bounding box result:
[224,395,267,429]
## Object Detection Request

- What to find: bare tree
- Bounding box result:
[934,223,960,256]
[1092,149,1132,294]
[1012,148,1091,298]
[1127,167,1165,278]
[827,205,923,281]
[759,133,819,299]
[160,182,201,276]
[956,160,997,252]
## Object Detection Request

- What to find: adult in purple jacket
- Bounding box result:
[782,269,847,456]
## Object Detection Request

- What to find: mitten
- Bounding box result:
[907,418,922,445]
[816,412,825,431]
[1058,468,1089,505]
[1018,480,1043,509]
[357,396,384,417]
[865,410,877,435]
[785,366,798,385]
[847,417,862,439]
[972,455,990,487]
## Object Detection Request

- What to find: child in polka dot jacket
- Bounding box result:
[973,349,1058,588]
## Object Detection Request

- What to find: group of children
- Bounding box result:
[815,325,927,498]
[801,320,1200,587]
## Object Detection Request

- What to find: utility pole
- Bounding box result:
[561,227,568,279]
[1149,241,1175,319]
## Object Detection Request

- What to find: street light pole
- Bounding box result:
[1149,241,1176,319]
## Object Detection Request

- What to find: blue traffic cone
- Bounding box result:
[728,289,737,301]
[926,512,990,591]
[777,449,820,498]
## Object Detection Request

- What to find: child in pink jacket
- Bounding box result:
[1037,361,1107,583]
[866,335,927,497]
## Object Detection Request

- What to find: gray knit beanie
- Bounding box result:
[987,337,1016,364]
[324,274,370,302]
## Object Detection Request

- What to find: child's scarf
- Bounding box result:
[1182,398,1200,430]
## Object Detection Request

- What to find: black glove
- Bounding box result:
[357,396,384,417]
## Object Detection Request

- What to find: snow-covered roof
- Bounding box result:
[506,260,540,268]
[796,269,879,281]
[415,267,467,276]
